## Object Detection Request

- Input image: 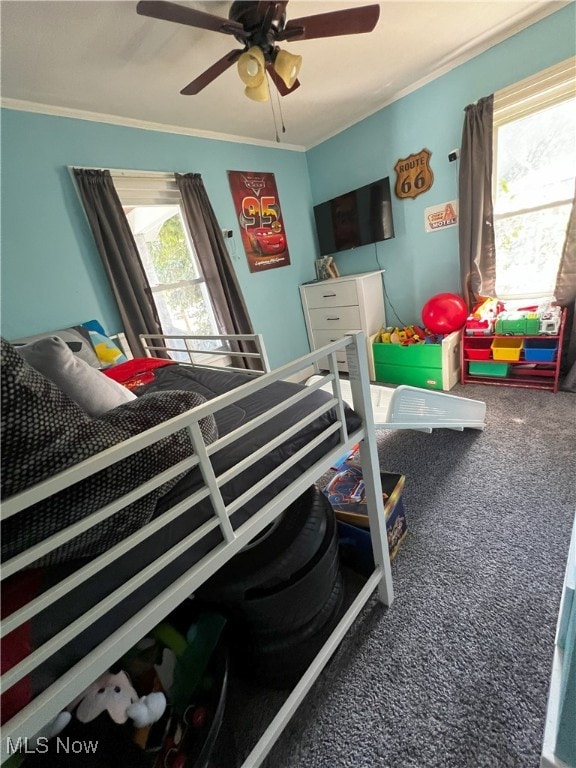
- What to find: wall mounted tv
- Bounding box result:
[313,176,395,256]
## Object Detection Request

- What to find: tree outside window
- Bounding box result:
[493,95,576,299]
[125,204,220,353]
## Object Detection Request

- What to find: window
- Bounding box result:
[492,58,576,299]
[112,172,222,357]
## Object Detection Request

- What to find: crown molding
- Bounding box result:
[0,98,306,153]
[307,1,571,149]
[1,2,569,153]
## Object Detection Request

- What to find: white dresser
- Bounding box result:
[299,271,385,380]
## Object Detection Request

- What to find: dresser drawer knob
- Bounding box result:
[322,293,337,297]
[326,316,340,321]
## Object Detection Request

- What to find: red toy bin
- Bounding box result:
[465,338,492,360]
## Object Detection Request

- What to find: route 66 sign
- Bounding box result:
[394,148,434,199]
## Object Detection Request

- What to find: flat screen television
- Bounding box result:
[313,176,395,256]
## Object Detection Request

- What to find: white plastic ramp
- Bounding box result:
[307,376,486,433]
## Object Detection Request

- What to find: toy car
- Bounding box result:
[539,306,562,335]
[465,317,494,335]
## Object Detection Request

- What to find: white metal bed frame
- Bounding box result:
[0,332,393,767]
[138,332,272,375]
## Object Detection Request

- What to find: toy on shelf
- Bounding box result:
[539,305,562,335]
[465,297,563,337]
[494,311,540,335]
[465,297,504,335]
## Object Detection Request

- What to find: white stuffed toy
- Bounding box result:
[24,671,167,767]
[73,670,166,727]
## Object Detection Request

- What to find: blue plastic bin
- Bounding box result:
[524,338,558,362]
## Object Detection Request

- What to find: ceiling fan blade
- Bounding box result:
[180,50,243,95]
[266,61,300,96]
[279,4,380,41]
[137,1,248,39]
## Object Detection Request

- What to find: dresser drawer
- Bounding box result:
[318,357,349,373]
[303,281,359,309]
[308,305,362,330]
[314,341,349,372]
[311,328,362,361]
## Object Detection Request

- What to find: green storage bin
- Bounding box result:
[375,362,443,390]
[468,361,510,377]
[373,342,441,368]
[373,341,443,390]
[372,333,461,391]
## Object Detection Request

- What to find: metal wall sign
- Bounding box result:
[394,148,434,199]
[424,200,459,232]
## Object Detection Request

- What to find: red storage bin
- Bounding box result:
[465,338,492,360]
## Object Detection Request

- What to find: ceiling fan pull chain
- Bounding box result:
[276,87,287,135]
[268,78,281,142]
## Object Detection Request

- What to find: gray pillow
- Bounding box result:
[17,335,136,416]
[12,325,101,368]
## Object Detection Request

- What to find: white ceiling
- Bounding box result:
[0,0,568,149]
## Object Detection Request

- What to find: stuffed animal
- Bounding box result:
[22,671,166,767]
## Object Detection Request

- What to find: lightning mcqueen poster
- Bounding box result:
[227,171,291,272]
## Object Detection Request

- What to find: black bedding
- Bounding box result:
[147,366,361,527]
[2,365,361,724]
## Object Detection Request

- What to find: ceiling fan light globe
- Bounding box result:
[274,49,302,89]
[237,47,266,87]
[244,78,269,102]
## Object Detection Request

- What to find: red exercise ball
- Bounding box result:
[421,292,468,334]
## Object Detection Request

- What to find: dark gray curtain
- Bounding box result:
[458,95,496,308]
[175,173,261,371]
[73,168,163,358]
[554,184,576,390]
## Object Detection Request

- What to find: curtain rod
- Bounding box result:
[67,166,192,178]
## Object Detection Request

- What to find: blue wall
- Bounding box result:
[0,116,316,369]
[1,5,574,366]
[307,4,576,326]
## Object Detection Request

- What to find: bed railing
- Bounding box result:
[139,332,271,374]
[0,332,393,767]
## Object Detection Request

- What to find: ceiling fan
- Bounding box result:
[136,1,380,101]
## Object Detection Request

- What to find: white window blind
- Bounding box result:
[110,170,181,206]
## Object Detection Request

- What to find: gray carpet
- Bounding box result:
[222,383,576,768]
